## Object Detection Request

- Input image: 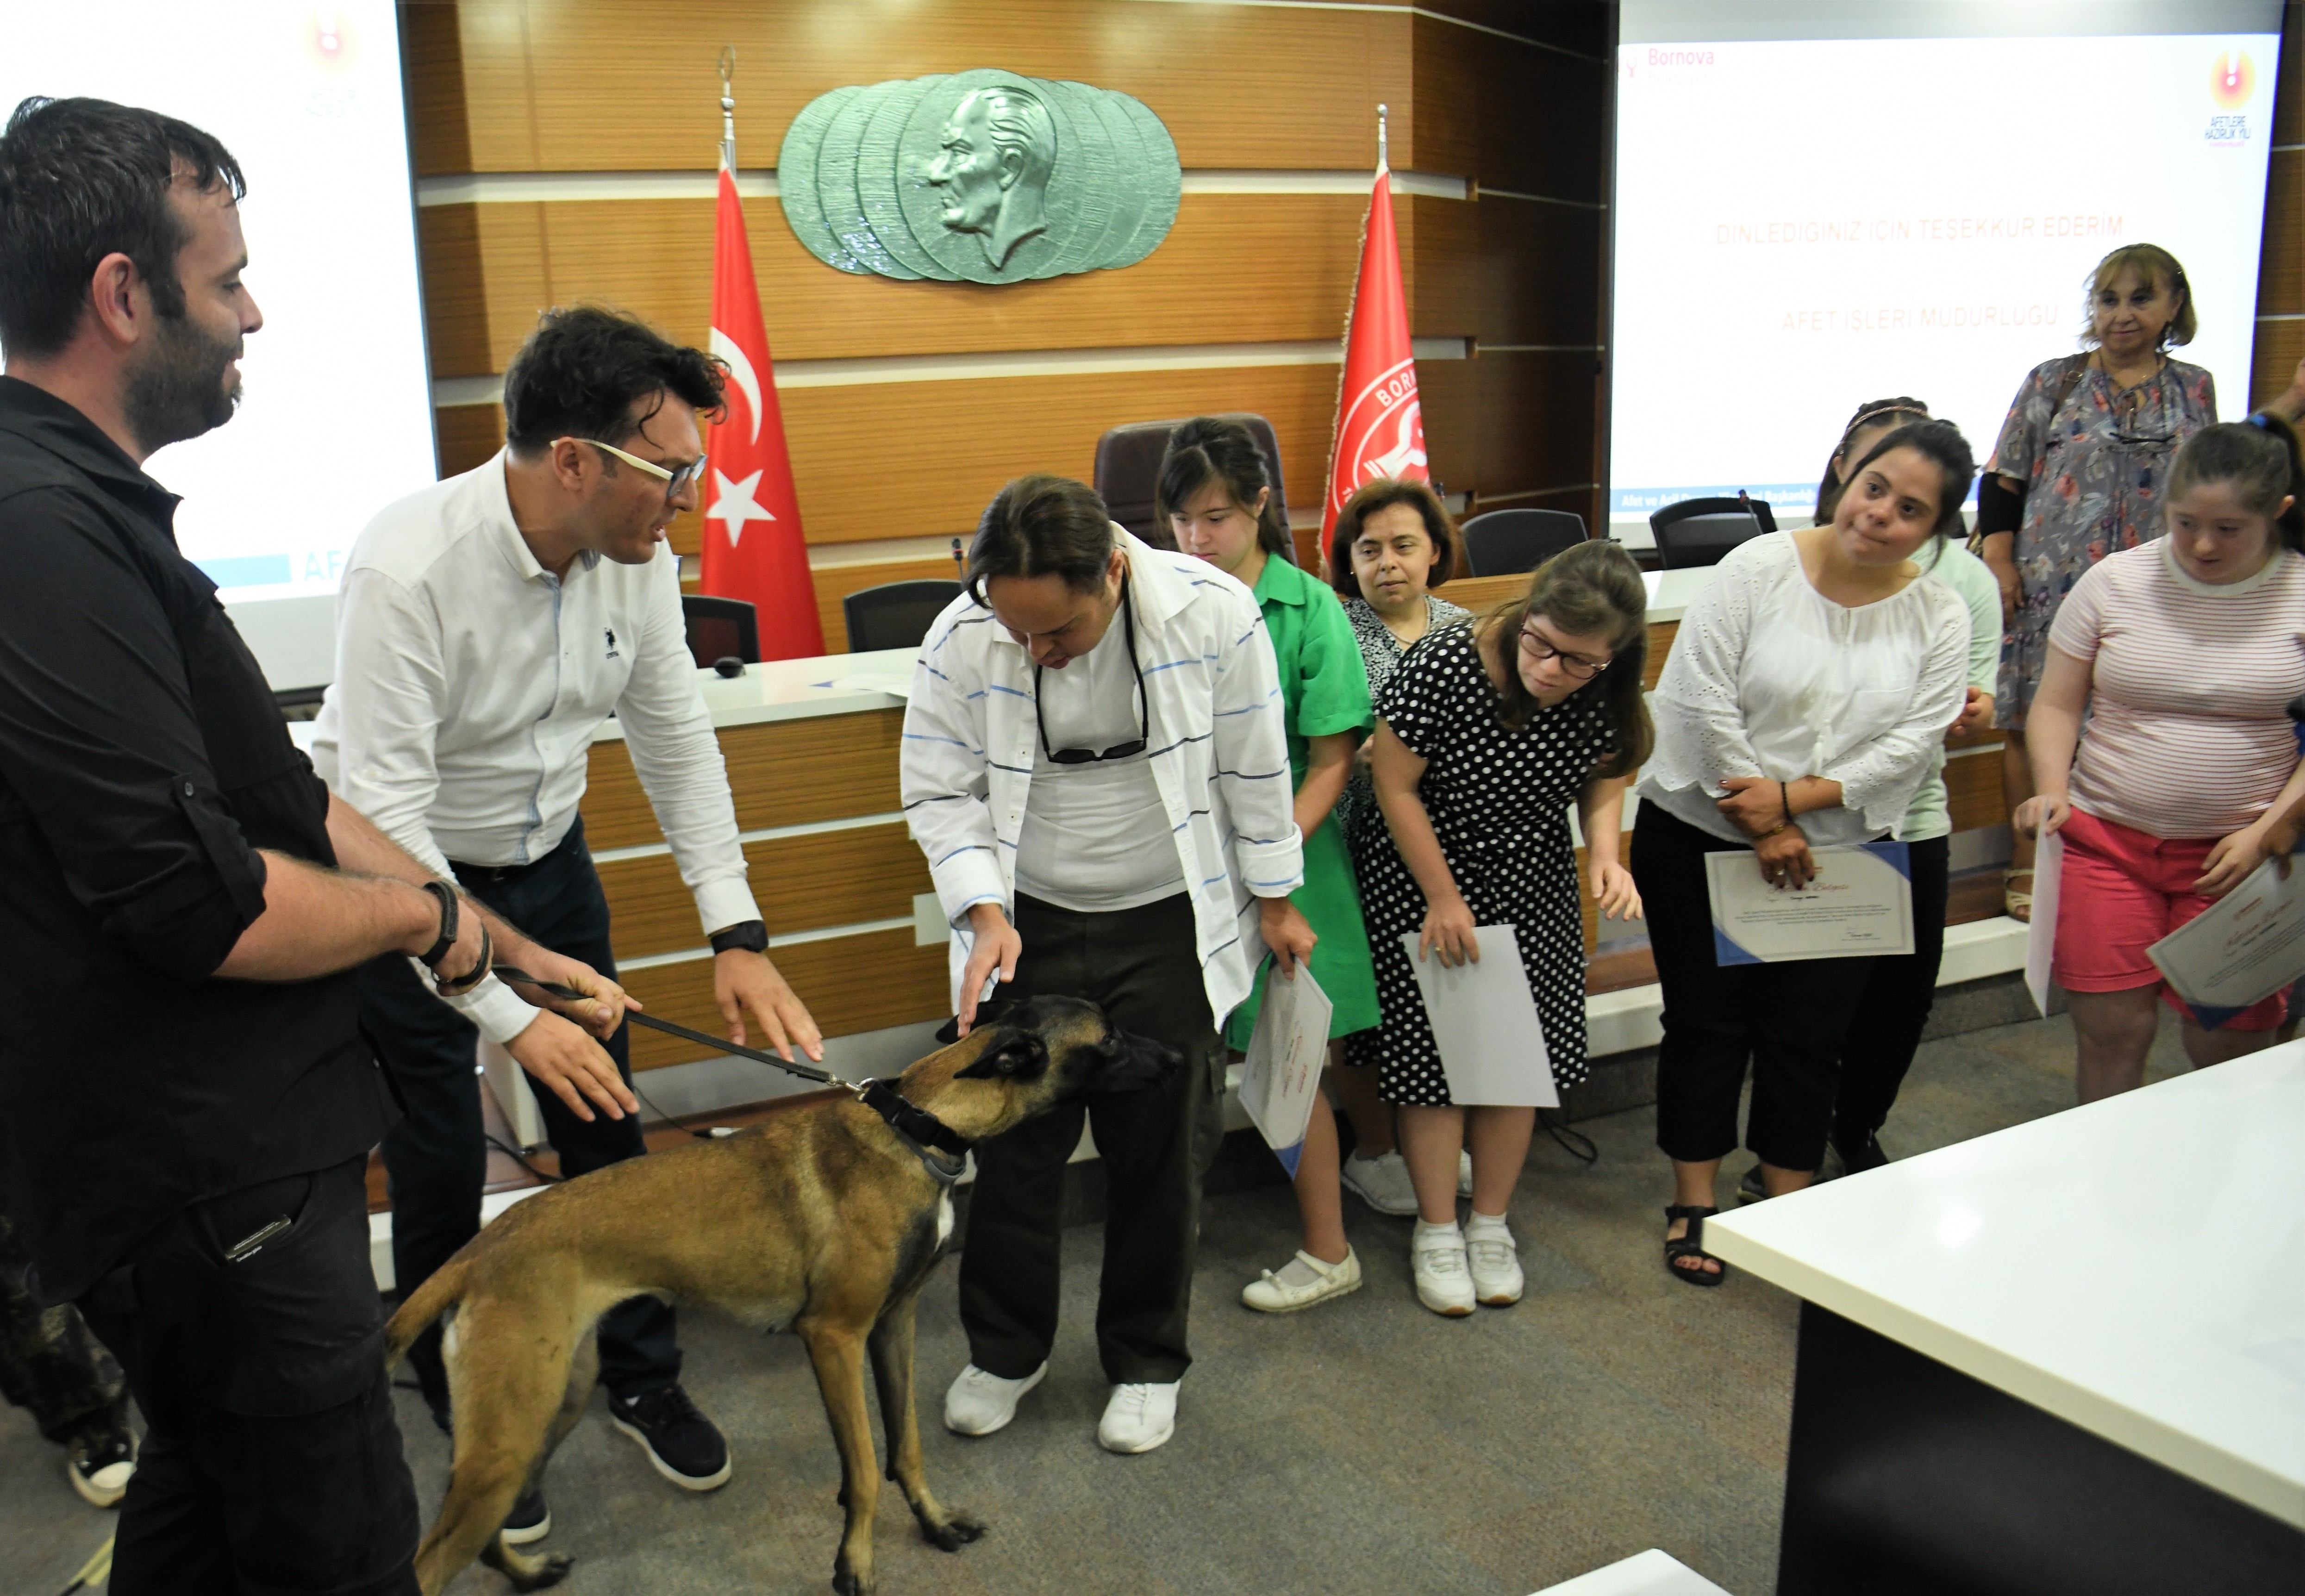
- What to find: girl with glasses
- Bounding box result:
[1634,420,1976,1287]
[1157,418,1383,1315]
[1352,540,1652,1315]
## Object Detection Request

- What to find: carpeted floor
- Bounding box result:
[2,1011,2197,1596]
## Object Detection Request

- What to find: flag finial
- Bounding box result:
[1376,103,1388,172]
[718,46,737,172]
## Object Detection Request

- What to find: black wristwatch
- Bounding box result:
[710,919,769,955]
[418,880,460,966]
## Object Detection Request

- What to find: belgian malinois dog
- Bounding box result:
[385,996,1178,1595]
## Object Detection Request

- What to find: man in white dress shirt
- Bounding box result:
[313,308,822,1519]
[902,474,1313,1454]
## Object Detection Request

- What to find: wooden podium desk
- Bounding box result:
[578,648,938,1072]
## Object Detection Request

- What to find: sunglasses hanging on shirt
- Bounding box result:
[1035,575,1148,764]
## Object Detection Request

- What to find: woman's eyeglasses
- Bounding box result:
[1518,623,1612,680]
[560,436,710,499]
[1036,576,1148,763]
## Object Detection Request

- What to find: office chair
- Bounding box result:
[1459,508,1588,577]
[1649,495,1779,571]
[681,594,759,667]
[1092,413,1288,556]
[843,580,962,655]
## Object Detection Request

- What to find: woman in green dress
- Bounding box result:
[1157,417,1381,1314]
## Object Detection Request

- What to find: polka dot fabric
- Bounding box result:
[1345,623,1611,1104]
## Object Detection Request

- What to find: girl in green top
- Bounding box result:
[1158,417,1381,1314]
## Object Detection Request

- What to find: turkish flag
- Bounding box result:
[700,168,824,659]
[1319,161,1428,546]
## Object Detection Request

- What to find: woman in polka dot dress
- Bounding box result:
[1348,541,1652,1315]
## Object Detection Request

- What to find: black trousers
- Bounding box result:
[1633,806,1870,1172]
[0,1209,128,1447]
[958,892,1223,1386]
[1834,834,1951,1145]
[75,1158,420,1596]
[360,816,676,1415]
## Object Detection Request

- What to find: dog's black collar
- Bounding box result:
[856,1079,969,1186]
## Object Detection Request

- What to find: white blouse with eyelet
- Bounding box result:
[1637,534,1972,847]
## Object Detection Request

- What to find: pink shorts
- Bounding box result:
[2053,808,2288,1030]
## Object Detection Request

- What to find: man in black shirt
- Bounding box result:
[0,97,639,1594]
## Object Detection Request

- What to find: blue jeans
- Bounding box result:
[360,817,678,1416]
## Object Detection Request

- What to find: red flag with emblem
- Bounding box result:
[700,167,824,659]
[1319,156,1428,545]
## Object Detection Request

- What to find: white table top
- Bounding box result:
[1705,1045,2305,1527]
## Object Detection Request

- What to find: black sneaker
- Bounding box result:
[67,1423,136,1508]
[1735,1162,1768,1205]
[607,1384,731,1491]
[500,1484,551,1545]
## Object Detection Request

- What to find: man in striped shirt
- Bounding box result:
[902,474,1312,1455]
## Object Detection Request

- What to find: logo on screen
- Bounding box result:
[2209,51,2254,110]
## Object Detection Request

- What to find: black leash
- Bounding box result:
[491,966,968,1185]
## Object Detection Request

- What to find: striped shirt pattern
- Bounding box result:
[900,528,1306,1025]
[2053,539,2305,839]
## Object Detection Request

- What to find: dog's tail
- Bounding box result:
[384,1253,473,1371]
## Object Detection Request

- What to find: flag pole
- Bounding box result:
[1376,102,1387,173]
[718,46,737,175]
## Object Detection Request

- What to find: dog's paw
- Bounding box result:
[830,1567,873,1596]
[924,1512,987,1551]
[480,1543,575,1592]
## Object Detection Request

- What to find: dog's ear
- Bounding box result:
[955,1030,1048,1081]
[934,997,1017,1047]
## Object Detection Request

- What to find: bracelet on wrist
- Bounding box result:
[710,919,769,955]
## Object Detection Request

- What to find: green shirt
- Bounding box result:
[1900,539,2003,841]
[1249,553,1373,783]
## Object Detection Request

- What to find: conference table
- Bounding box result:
[1705,1045,2305,1595]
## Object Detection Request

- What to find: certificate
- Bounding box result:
[1398,925,1559,1107]
[2025,831,2063,1018]
[2148,858,2305,1028]
[1238,964,1333,1176]
[1704,840,1915,965]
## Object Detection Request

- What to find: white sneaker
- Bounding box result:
[1241,1247,1362,1313]
[1411,1229,1476,1317]
[943,1362,1046,1437]
[1464,1221,1525,1306]
[1339,1151,1419,1216]
[1097,1380,1179,1453]
[1457,1149,1474,1198]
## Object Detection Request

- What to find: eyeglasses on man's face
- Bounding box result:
[560,436,708,499]
[1518,622,1612,680]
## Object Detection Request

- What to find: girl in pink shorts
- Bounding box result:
[2017,414,2305,1100]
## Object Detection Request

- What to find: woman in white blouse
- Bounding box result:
[1631,420,1975,1286]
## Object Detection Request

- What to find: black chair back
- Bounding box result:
[1459,508,1587,577]
[1093,413,1288,554]
[844,580,962,655]
[681,595,759,667]
[1649,496,1779,571]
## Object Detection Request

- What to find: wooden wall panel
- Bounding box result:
[399,0,471,176]
[621,930,947,1069]
[434,403,504,480]
[1411,196,1603,352]
[780,362,1343,546]
[2254,320,2305,414]
[1421,349,1600,505]
[596,823,931,958]
[1412,12,1608,201]
[1945,749,2005,835]
[444,357,1346,550]
[581,709,906,849]
[2257,148,2301,319]
[419,191,1389,377]
[426,0,1414,176]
